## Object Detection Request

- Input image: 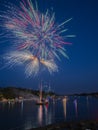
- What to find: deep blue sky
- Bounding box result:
[0,0,98,94]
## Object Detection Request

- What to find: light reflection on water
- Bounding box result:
[62,97,67,119]
[73,99,78,118]
[0,96,98,130]
[38,105,43,125]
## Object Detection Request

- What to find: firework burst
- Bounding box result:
[0,0,74,76]
[4,51,58,76]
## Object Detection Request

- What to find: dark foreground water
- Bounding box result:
[0,96,98,130]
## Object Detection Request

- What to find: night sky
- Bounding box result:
[0,0,98,94]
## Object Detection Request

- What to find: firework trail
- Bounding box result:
[4,51,58,76]
[0,0,74,76]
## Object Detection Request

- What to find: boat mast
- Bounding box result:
[39,81,42,102]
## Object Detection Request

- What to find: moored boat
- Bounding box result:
[36,82,49,105]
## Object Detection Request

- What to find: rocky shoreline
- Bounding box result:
[29,120,98,130]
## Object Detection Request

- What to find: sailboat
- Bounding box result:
[36,82,49,105]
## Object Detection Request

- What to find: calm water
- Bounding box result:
[0,96,98,130]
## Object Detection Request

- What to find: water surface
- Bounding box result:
[0,96,98,130]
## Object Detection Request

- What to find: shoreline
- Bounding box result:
[0,98,38,103]
[29,120,98,130]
